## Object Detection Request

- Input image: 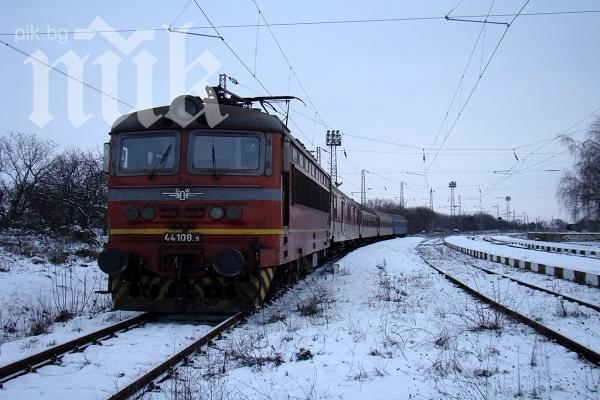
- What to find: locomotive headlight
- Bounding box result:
[209,206,224,220]
[98,249,129,275]
[141,206,156,221]
[226,206,242,220]
[123,206,139,221]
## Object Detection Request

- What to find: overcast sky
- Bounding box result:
[2,0,599,222]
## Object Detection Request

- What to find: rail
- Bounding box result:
[108,312,244,400]
[0,313,153,385]
[417,243,600,366]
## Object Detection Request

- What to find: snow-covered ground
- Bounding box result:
[1,235,599,399]
[0,233,217,399]
[447,235,600,274]
[0,232,142,367]
[143,237,600,400]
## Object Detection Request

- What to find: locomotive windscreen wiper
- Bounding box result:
[211,143,219,179]
[148,144,172,179]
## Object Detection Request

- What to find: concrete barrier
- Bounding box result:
[444,239,600,288]
[491,237,598,257]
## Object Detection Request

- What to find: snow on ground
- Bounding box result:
[447,235,600,274]
[0,232,136,365]
[0,232,224,399]
[147,237,600,400]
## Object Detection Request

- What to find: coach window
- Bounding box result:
[117,132,178,175]
[333,196,337,219]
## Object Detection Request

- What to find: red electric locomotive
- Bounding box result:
[98,83,331,313]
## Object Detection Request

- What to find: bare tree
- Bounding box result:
[0,131,57,227]
[32,149,107,235]
[558,117,600,222]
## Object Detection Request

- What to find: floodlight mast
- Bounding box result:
[326,130,342,187]
[449,181,457,216]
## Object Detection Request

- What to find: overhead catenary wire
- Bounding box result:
[253,9,261,76]
[342,112,576,200]
[476,105,600,197]
[426,0,531,171]
[357,104,594,206]
[168,0,194,30]
[342,169,562,175]
[291,103,587,154]
[185,0,320,150]
[345,150,565,155]
[250,0,327,128]
[189,0,274,97]
[0,38,136,109]
[446,0,465,18]
[2,9,599,36]
[427,0,496,164]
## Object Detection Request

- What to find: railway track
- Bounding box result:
[461,258,600,312]
[417,241,600,366]
[107,256,346,399]
[0,312,154,385]
[109,312,244,400]
[433,243,600,312]
[0,311,243,399]
[0,250,346,398]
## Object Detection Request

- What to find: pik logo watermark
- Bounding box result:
[24,17,228,129]
[15,25,69,45]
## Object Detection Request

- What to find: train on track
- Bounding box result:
[97,79,407,313]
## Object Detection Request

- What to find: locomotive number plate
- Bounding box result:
[163,233,200,242]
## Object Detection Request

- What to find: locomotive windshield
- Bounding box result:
[191,134,261,172]
[118,134,177,174]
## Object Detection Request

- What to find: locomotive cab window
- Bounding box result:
[116,132,179,175]
[189,131,265,175]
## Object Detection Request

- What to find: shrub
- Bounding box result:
[28,299,53,336]
[296,347,313,361]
